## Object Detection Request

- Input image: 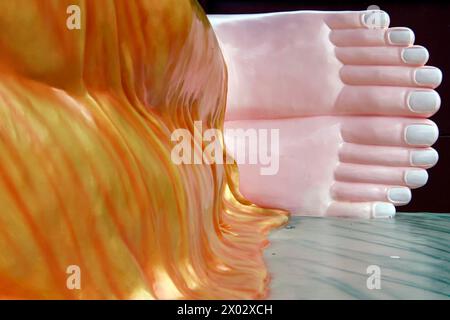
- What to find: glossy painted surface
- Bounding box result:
[266,213,450,299]
[0,1,445,300]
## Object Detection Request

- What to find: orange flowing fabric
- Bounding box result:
[0,0,288,299]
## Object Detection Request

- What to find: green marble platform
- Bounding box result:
[265,213,450,299]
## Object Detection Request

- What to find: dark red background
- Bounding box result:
[199,0,450,213]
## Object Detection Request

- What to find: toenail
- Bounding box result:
[373,202,396,218]
[404,170,428,188]
[362,11,390,29]
[405,124,439,146]
[410,149,439,166]
[401,46,429,65]
[388,29,414,45]
[387,187,411,204]
[414,67,443,86]
[408,91,440,113]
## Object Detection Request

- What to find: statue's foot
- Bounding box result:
[210,10,442,120]
[225,116,438,218]
[212,9,442,217]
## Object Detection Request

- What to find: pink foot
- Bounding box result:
[225,116,438,218]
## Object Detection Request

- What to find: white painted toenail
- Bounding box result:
[414,67,443,86]
[388,187,411,204]
[410,149,439,166]
[408,91,440,113]
[373,202,396,218]
[363,11,390,28]
[405,125,439,146]
[404,170,428,188]
[388,29,414,45]
[401,47,429,65]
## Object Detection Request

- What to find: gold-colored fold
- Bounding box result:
[0,0,288,299]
